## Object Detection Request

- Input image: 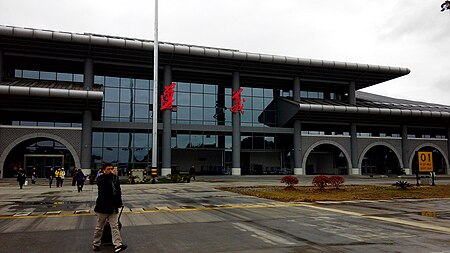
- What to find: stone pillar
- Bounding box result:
[81,110,93,170]
[161,66,172,176]
[232,72,241,175]
[0,50,3,82]
[84,58,93,90]
[293,121,303,175]
[350,123,360,175]
[292,77,303,175]
[217,85,226,148]
[0,51,2,178]
[81,58,93,170]
[349,81,356,105]
[402,125,411,175]
[447,128,450,175]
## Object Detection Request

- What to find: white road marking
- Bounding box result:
[233,222,296,246]
[304,205,450,234]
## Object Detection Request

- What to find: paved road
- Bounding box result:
[0,177,449,252]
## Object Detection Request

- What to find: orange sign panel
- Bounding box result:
[418,151,433,172]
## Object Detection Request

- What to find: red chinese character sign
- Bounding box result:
[160,82,176,111]
[230,88,246,114]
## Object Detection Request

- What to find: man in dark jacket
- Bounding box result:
[92,163,127,252]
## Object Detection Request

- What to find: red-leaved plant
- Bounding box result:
[328,175,345,189]
[312,175,330,190]
[281,175,299,189]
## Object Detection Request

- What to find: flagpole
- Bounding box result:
[151,0,159,170]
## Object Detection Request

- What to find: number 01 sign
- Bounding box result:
[418,151,433,172]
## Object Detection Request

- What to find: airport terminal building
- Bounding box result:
[1,25,449,178]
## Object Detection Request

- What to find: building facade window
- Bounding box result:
[15,69,84,83]
[95,76,154,123]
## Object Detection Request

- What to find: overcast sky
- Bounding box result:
[1,0,449,105]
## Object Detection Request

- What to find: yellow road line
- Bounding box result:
[0,202,309,219]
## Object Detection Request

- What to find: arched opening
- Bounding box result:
[304,144,349,175]
[3,138,76,178]
[361,145,401,175]
[411,146,447,175]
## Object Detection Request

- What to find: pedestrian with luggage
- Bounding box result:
[92,162,127,252]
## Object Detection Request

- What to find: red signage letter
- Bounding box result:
[160,82,176,111]
[230,88,246,114]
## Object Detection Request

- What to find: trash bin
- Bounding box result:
[420,176,431,185]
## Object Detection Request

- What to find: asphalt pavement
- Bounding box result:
[0,175,449,253]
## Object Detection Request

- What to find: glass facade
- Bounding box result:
[92,130,152,172]
[226,87,275,127]
[172,82,218,125]
[15,69,84,83]
[95,76,154,123]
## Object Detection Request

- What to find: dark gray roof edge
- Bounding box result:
[0,25,410,75]
[356,91,448,108]
[279,91,450,116]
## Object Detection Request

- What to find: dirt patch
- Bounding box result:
[218,185,450,202]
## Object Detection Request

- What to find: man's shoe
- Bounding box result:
[114,244,128,252]
[92,245,100,251]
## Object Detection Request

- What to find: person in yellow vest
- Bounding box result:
[60,167,66,187]
[55,168,62,187]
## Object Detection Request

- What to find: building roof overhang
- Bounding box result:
[273,92,450,127]
[0,79,103,99]
[0,25,410,91]
[0,79,103,120]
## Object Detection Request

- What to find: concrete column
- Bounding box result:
[161,66,172,176]
[81,58,94,170]
[232,72,241,175]
[350,123,360,175]
[83,58,93,90]
[81,110,93,170]
[292,77,303,175]
[402,125,411,175]
[348,81,356,105]
[293,77,300,101]
[293,121,303,175]
[0,50,3,82]
[447,128,450,175]
[217,86,226,148]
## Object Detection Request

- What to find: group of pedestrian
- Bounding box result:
[15,163,127,251]
[17,167,86,192]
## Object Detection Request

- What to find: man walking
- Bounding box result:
[92,163,127,252]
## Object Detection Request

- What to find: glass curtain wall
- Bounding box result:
[171,82,218,125]
[95,76,154,123]
[225,87,275,127]
[92,130,152,174]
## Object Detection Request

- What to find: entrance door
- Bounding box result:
[24,155,64,178]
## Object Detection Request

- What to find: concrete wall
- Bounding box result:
[300,135,449,175]
[0,127,82,178]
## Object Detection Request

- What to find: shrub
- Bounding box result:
[312,175,330,190]
[281,176,299,189]
[392,180,412,189]
[167,173,184,183]
[328,176,345,189]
